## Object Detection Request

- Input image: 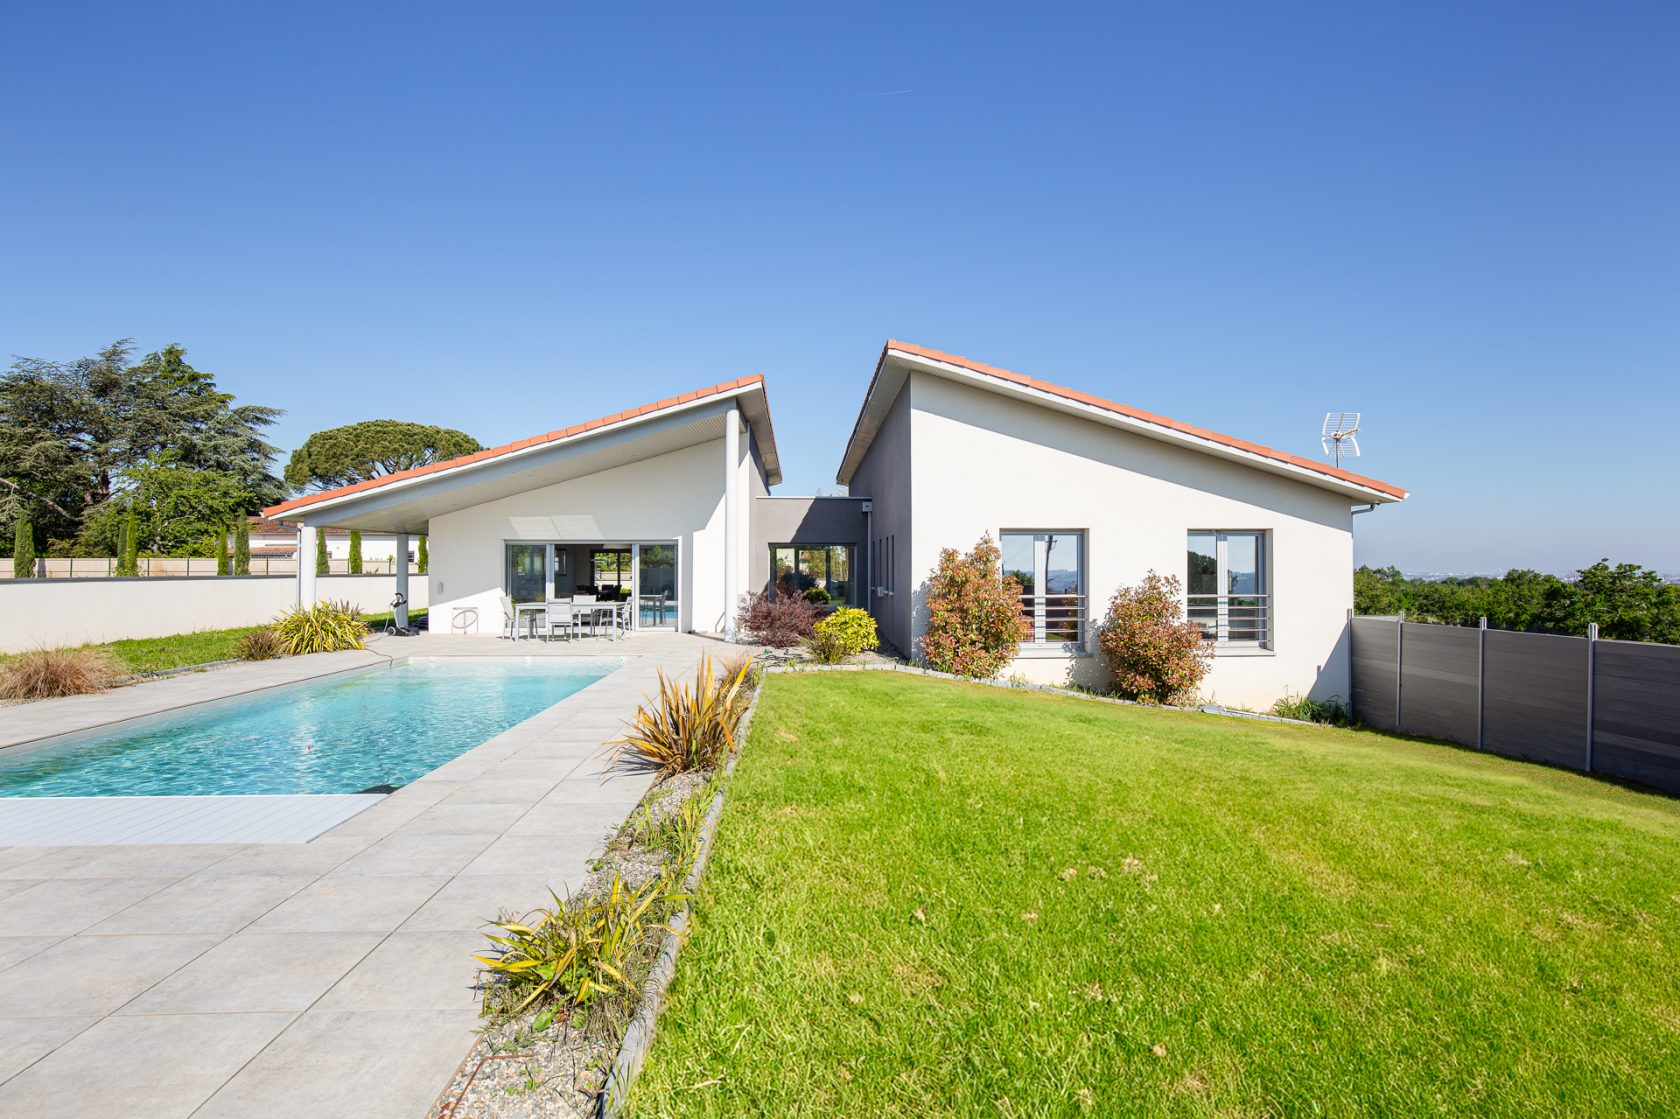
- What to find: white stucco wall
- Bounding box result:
[902,373,1356,709]
[0,574,426,653]
[426,436,740,637]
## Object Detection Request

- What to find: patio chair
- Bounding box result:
[573,593,597,603]
[499,593,517,639]
[544,601,579,642]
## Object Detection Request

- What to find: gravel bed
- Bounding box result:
[428,769,716,1119]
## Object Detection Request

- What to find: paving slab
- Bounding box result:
[0,933,224,1018]
[119,930,384,1014]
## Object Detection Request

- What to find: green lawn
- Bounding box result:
[1,609,425,675]
[629,672,1680,1118]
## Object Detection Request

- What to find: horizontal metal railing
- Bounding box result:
[1187,593,1270,645]
[1018,592,1087,644]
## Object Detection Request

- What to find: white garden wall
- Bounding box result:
[0,575,426,653]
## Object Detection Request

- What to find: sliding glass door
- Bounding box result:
[506,544,548,603]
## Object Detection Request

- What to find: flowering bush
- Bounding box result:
[808,607,879,664]
[1097,571,1211,703]
[920,534,1031,678]
[738,590,820,646]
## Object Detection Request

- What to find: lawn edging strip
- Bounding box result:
[595,673,764,1119]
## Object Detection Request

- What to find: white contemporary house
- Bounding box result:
[838,342,1407,708]
[266,341,1405,708]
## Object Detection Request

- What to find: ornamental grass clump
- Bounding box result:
[610,656,753,775]
[476,873,675,1017]
[920,533,1031,678]
[0,648,123,701]
[237,627,285,661]
[807,606,879,664]
[271,600,366,656]
[1097,571,1211,704]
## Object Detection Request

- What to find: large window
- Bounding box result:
[506,544,568,602]
[1187,531,1269,646]
[770,544,854,606]
[1001,531,1085,644]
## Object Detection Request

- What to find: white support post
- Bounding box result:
[297,524,318,608]
[630,543,641,633]
[723,404,741,639]
[394,533,410,630]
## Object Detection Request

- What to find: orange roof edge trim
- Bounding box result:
[263,374,767,518]
[881,340,1407,500]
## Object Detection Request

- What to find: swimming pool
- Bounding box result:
[0,657,623,798]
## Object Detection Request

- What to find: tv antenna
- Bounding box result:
[1322,412,1361,469]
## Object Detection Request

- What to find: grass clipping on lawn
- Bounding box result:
[625,671,1680,1118]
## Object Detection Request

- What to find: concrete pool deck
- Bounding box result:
[0,630,721,1117]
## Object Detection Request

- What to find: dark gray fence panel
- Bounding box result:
[1350,616,1399,732]
[1398,624,1479,746]
[1482,630,1589,771]
[1593,641,1680,792]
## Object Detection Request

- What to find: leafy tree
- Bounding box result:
[12,508,35,578]
[315,531,329,577]
[0,340,283,551]
[919,533,1031,678]
[233,517,250,576]
[283,421,482,492]
[79,460,255,557]
[348,529,363,574]
[417,534,428,575]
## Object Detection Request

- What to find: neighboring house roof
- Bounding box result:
[264,375,778,522]
[837,341,1407,503]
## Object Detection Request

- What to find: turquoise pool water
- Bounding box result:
[0,657,623,798]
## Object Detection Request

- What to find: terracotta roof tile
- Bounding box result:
[264,375,767,518]
[867,341,1407,500]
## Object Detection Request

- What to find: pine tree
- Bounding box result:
[315,530,329,576]
[233,516,250,575]
[12,509,35,579]
[216,527,230,575]
[348,529,363,574]
[417,534,428,575]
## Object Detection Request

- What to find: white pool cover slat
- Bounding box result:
[0,794,383,845]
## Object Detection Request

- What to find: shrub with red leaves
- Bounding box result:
[738,590,820,646]
[1097,571,1212,703]
[919,534,1031,679]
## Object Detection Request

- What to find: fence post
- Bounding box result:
[1477,616,1487,751]
[1395,610,1405,732]
[1585,622,1598,773]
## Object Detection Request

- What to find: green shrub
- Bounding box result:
[116,505,140,577]
[476,873,674,1016]
[237,627,285,661]
[272,600,366,655]
[1097,571,1211,704]
[610,657,752,775]
[920,534,1030,679]
[215,527,229,576]
[347,529,363,574]
[12,509,35,579]
[0,648,123,701]
[417,534,428,574]
[314,531,329,576]
[802,585,831,606]
[1271,691,1353,726]
[807,607,878,664]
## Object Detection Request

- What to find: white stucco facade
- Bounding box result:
[895,373,1356,708]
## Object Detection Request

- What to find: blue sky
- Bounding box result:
[3,2,1675,573]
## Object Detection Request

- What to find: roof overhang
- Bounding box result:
[265,377,778,532]
[838,342,1407,504]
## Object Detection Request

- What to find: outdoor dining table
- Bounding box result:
[510,601,549,642]
[575,601,626,640]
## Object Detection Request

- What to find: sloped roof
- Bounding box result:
[838,341,1406,502]
[265,375,777,521]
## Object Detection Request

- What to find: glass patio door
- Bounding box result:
[637,544,677,628]
[507,544,547,603]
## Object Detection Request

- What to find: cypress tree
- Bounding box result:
[216,527,230,575]
[119,505,140,576]
[348,529,363,574]
[316,530,329,576]
[234,516,250,575]
[12,509,35,579]
[417,534,428,575]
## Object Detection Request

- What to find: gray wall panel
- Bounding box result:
[1350,616,1399,731]
[1399,625,1479,746]
[1483,631,1589,770]
[1593,641,1680,792]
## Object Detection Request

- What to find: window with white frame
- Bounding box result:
[1000,531,1086,644]
[1186,531,1269,646]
